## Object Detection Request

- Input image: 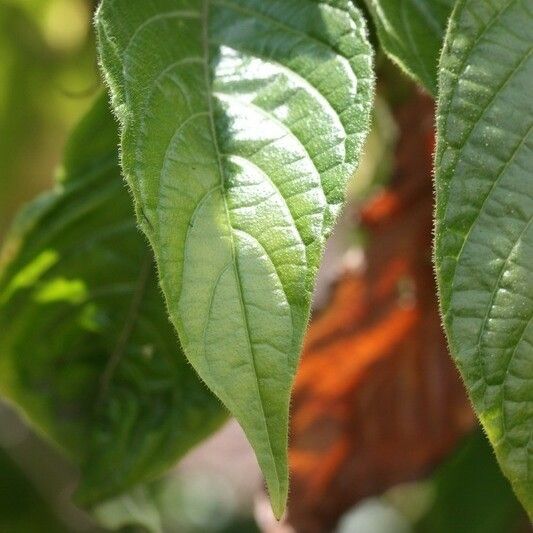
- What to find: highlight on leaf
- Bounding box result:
[95,0,374,516]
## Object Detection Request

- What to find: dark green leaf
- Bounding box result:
[435,0,533,516]
[0,445,67,533]
[416,430,526,533]
[0,95,226,505]
[95,0,374,516]
[365,0,454,94]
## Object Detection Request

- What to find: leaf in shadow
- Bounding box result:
[0,96,226,505]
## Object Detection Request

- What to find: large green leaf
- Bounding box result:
[95,0,374,516]
[0,95,226,505]
[435,0,533,516]
[365,0,454,94]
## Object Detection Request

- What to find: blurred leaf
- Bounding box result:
[93,485,163,533]
[434,0,533,515]
[364,0,454,94]
[94,473,261,533]
[95,0,374,517]
[288,92,475,532]
[0,95,226,506]
[416,430,527,533]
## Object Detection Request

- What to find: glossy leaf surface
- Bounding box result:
[96,0,374,515]
[0,96,225,504]
[435,0,533,515]
[365,0,454,94]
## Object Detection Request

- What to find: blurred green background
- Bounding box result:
[0,0,98,242]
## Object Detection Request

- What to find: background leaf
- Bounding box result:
[96,0,374,516]
[0,95,226,505]
[364,0,454,94]
[416,430,527,533]
[435,0,533,515]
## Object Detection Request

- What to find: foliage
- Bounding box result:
[0,446,66,533]
[434,0,533,514]
[0,0,97,240]
[95,0,374,516]
[0,0,531,525]
[364,0,454,94]
[0,96,225,505]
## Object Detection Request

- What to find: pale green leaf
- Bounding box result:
[95,0,374,516]
[365,0,454,94]
[435,0,533,516]
[0,95,226,505]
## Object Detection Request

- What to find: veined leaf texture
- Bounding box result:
[95,0,374,515]
[435,0,533,516]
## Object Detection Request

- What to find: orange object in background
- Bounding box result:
[288,92,476,533]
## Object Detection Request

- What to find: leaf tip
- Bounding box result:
[270,490,287,522]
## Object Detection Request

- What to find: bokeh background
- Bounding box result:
[0,1,530,532]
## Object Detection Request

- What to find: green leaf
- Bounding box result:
[0,95,226,505]
[416,430,526,533]
[364,0,454,94]
[95,0,374,517]
[435,0,533,516]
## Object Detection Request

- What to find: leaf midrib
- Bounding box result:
[200,0,282,490]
